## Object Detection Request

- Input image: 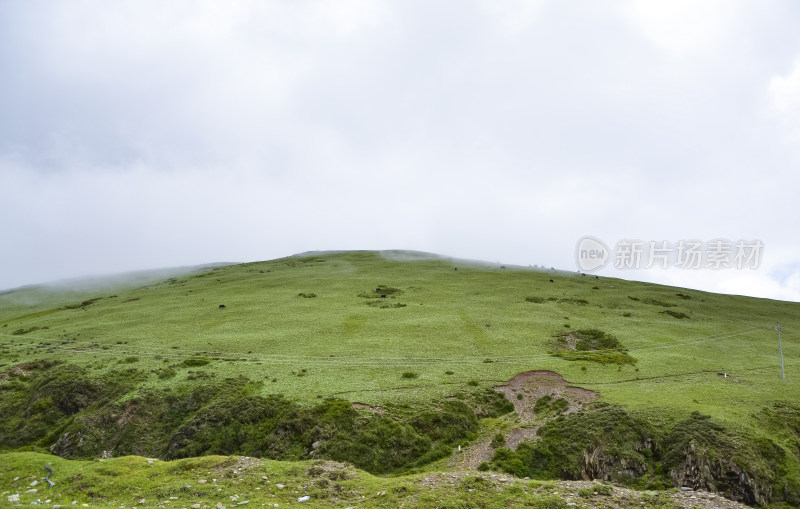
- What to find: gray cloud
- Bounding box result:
[2,0,800,301]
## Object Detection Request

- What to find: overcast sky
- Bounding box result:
[2,1,800,302]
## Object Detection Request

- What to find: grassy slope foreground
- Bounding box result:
[0,251,798,506]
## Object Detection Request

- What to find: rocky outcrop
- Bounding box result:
[580,447,648,481]
[669,441,772,506]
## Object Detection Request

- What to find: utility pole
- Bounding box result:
[774,323,785,380]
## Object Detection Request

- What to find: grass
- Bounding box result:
[0,451,689,509]
[0,250,798,503]
[0,250,796,418]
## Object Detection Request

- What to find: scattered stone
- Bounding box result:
[30,480,38,487]
[199,480,207,484]
[275,484,285,490]
[139,499,147,504]
[297,496,310,502]
[237,501,249,505]
[680,487,694,491]
[192,505,201,508]
[215,503,225,509]
[8,494,19,503]
[26,488,38,493]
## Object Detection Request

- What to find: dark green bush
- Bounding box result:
[182,358,210,367]
[489,403,653,481]
[491,433,505,448]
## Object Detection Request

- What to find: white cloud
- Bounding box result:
[769,61,800,113]
[477,0,549,37]
[621,0,743,58]
[768,59,800,141]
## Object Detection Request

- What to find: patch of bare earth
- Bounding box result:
[351,402,384,414]
[494,370,597,422]
[454,371,597,469]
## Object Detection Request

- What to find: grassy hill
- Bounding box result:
[1,251,798,506]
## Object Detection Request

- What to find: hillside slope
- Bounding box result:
[1,251,798,505]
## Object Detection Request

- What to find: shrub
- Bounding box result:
[641,298,675,307]
[182,358,210,367]
[402,372,418,379]
[560,298,589,305]
[551,329,636,366]
[489,403,654,481]
[662,310,689,319]
[526,296,545,303]
[297,292,317,298]
[158,368,177,380]
[491,433,506,448]
[12,326,45,336]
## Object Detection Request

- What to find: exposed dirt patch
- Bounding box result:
[305,460,355,481]
[1,361,48,381]
[563,333,578,350]
[116,400,139,427]
[351,402,384,414]
[505,426,540,450]
[494,370,597,422]
[212,456,263,475]
[456,371,598,470]
[454,436,494,469]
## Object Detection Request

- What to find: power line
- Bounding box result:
[0,325,776,368]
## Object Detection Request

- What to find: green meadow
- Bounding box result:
[1,250,798,506]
